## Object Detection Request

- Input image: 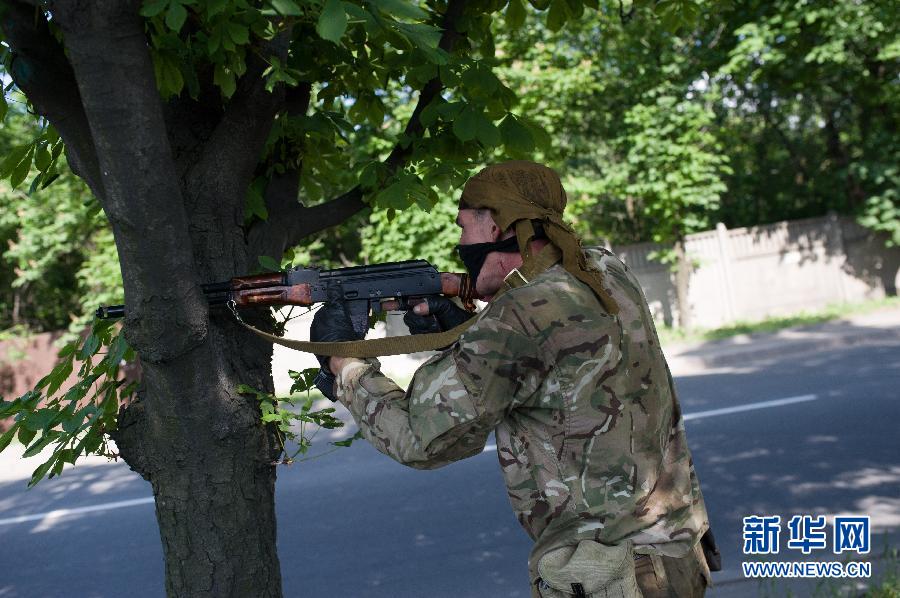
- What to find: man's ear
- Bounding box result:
[487,213,504,241]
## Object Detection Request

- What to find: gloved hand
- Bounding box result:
[310,298,365,400]
[403,296,475,335]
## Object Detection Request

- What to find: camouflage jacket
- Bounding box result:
[333,247,709,577]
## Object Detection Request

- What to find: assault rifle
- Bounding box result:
[95,260,478,335]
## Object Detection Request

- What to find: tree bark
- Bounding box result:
[115,319,282,597]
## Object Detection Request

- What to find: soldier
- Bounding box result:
[311,161,713,597]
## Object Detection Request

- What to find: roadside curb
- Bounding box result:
[664,306,900,375]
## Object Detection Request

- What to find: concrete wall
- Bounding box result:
[613,214,900,329]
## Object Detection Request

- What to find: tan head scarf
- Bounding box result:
[459,161,619,314]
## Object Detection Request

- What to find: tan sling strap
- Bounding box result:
[234,245,562,357]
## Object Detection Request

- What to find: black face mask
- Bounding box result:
[455,236,520,287]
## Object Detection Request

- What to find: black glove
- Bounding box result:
[403,296,475,335]
[310,298,365,400]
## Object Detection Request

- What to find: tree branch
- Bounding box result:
[0,1,104,197]
[184,33,290,216]
[251,0,469,256]
[247,83,311,260]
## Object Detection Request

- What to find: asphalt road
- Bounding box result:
[1,333,898,597]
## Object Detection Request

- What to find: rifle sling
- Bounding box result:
[236,245,562,358]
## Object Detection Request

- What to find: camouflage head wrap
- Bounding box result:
[459,161,619,314]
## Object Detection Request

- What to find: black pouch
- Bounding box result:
[700,528,722,572]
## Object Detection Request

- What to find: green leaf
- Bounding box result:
[57,342,76,359]
[371,0,428,20]
[0,425,18,453]
[165,2,188,31]
[0,92,7,122]
[140,0,170,17]
[79,333,101,360]
[159,57,185,98]
[49,457,65,479]
[257,255,281,272]
[83,431,103,454]
[563,0,583,20]
[452,106,479,142]
[102,335,129,373]
[520,117,551,150]
[365,96,385,126]
[358,162,382,190]
[23,432,58,458]
[271,0,302,16]
[546,0,571,31]
[499,114,535,153]
[207,0,229,16]
[28,457,54,488]
[506,0,526,29]
[317,0,348,43]
[45,125,60,144]
[62,409,87,435]
[10,147,34,188]
[461,65,499,95]
[34,146,51,171]
[214,63,237,98]
[18,425,35,446]
[28,172,44,196]
[374,179,411,209]
[227,23,250,45]
[244,179,269,222]
[45,358,73,397]
[419,96,445,127]
[0,144,31,178]
[22,408,57,432]
[288,368,319,395]
[58,448,78,465]
[40,172,61,190]
[439,65,460,87]
[475,119,501,147]
[332,430,364,447]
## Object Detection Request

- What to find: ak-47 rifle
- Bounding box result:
[96,260,479,337]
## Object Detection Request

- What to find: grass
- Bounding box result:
[657,296,900,347]
[865,545,900,598]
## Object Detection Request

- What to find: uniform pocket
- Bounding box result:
[536,540,641,598]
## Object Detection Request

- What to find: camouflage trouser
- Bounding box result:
[634,543,710,598]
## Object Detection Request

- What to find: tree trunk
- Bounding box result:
[115,313,283,597]
[674,237,692,332]
[23,3,290,594]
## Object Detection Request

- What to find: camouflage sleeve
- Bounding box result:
[334,305,544,469]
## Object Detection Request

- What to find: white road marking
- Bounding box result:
[0,497,154,527]
[683,394,818,421]
[1,395,819,527]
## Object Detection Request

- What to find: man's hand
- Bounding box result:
[310,298,365,400]
[403,297,475,335]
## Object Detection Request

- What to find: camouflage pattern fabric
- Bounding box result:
[333,247,709,588]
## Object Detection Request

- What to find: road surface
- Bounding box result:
[1,315,898,597]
